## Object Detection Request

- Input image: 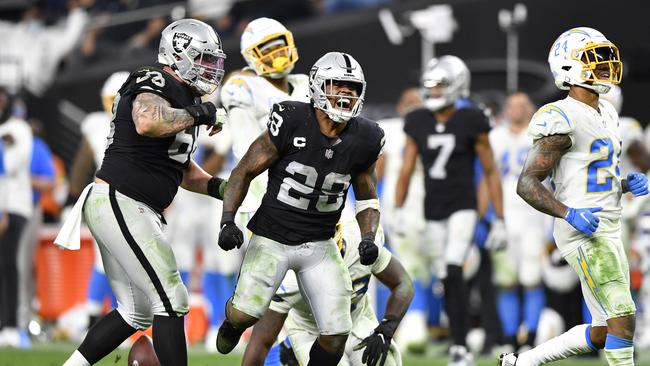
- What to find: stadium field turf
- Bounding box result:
[2,343,650,366]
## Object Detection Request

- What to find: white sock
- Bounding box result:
[63,350,91,366]
[518,324,596,366]
[605,346,634,366]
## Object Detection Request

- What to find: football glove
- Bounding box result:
[218,213,243,251]
[353,317,398,366]
[358,235,378,265]
[185,101,217,126]
[627,172,649,197]
[485,218,507,251]
[564,207,602,236]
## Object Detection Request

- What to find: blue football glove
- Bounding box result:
[627,172,649,197]
[564,207,602,236]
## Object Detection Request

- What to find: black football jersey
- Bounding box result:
[96,64,199,213]
[403,107,490,220]
[248,101,385,245]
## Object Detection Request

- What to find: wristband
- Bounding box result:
[221,211,235,225]
[207,176,226,200]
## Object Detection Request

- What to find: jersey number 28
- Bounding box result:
[278,161,351,212]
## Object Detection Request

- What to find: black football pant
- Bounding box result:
[0,214,27,329]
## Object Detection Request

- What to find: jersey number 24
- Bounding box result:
[587,137,621,193]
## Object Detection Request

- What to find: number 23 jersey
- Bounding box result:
[248,101,385,246]
[96,64,199,213]
[528,96,622,222]
[403,107,490,220]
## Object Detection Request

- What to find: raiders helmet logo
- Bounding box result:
[173,32,192,53]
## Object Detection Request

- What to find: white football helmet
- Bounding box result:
[101,71,129,115]
[309,52,366,123]
[548,27,622,94]
[240,18,298,79]
[158,19,227,95]
[421,55,470,111]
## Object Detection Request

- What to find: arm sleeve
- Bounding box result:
[370,248,392,274]
[528,104,575,143]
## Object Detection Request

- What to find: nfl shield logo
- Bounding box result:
[325,149,334,159]
[173,32,192,52]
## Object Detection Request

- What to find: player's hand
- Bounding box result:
[485,218,507,251]
[185,101,217,126]
[564,207,602,236]
[353,318,397,366]
[627,172,649,197]
[358,237,378,265]
[218,220,243,251]
[208,108,228,136]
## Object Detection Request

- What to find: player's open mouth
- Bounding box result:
[336,98,352,111]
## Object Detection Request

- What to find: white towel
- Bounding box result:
[54,183,94,250]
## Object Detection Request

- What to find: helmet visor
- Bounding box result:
[195,51,226,86]
[579,43,623,84]
[323,79,364,112]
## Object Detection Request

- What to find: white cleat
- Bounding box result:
[498,352,519,366]
[449,345,474,366]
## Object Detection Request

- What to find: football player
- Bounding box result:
[67,71,129,329]
[489,92,550,351]
[212,18,309,349]
[220,17,309,227]
[500,27,648,366]
[395,55,506,365]
[61,19,227,366]
[242,218,413,366]
[216,52,385,366]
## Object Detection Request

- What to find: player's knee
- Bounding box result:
[171,282,190,316]
[317,334,348,354]
[227,299,258,328]
[119,307,153,331]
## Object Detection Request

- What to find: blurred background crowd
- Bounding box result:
[0,0,649,359]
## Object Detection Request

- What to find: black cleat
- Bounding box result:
[216,320,245,354]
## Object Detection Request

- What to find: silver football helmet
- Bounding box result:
[421,55,470,111]
[309,52,366,123]
[158,19,227,95]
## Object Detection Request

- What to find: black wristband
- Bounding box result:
[361,233,375,242]
[207,176,226,200]
[221,211,235,225]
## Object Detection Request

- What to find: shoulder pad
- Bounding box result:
[528,103,574,141]
[220,76,254,110]
[124,65,172,96]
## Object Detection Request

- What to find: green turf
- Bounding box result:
[2,344,649,366]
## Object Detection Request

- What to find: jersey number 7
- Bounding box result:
[427,134,456,179]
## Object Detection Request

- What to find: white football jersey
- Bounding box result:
[269,220,391,338]
[528,96,622,252]
[220,73,310,212]
[377,117,426,232]
[490,124,547,223]
[80,111,111,167]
